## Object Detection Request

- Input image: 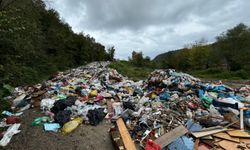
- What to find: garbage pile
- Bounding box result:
[1,61,250,149]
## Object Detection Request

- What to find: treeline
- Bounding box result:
[154,23,250,72]
[0,0,114,88]
[128,51,155,68]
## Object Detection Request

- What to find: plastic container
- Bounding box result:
[61,117,83,134]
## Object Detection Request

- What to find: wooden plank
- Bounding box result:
[213,137,223,142]
[116,118,136,150]
[200,126,223,132]
[192,128,228,138]
[201,136,213,140]
[240,138,250,144]
[200,139,215,147]
[194,139,200,150]
[227,130,250,138]
[218,140,239,150]
[154,125,188,148]
[213,132,240,143]
[110,129,125,150]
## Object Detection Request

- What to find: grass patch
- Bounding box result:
[109,61,154,81]
[188,68,250,80]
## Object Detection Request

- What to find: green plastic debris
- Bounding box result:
[57,94,67,100]
[201,96,213,108]
[32,116,51,126]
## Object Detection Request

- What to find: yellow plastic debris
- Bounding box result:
[62,117,83,134]
[151,93,157,99]
[125,87,134,95]
[89,90,97,97]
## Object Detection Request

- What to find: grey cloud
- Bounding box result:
[49,0,250,59]
[74,0,234,31]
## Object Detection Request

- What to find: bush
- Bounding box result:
[109,61,153,81]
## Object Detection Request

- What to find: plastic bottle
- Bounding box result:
[61,117,83,134]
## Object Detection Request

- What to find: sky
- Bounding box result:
[47,0,250,60]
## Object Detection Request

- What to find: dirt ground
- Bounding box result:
[223,80,250,89]
[2,108,115,150]
[202,79,250,89]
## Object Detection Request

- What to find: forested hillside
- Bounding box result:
[0,0,113,89]
[154,23,250,76]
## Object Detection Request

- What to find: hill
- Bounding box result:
[153,23,250,79]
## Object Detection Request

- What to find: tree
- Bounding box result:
[128,51,154,67]
[189,40,210,70]
[216,23,250,71]
[129,51,144,67]
[107,46,115,61]
[0,0,111,87]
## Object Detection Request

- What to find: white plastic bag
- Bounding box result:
[0,123,21,147]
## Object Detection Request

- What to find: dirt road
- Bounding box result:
[3,109,114,150]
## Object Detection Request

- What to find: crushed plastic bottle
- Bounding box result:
[61,117,83,134]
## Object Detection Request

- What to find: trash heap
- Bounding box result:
[1,61,250,149]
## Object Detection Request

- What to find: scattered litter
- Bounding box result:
[44,123,60,132]
[2,111,23,117]
[1,61,250,149]
[6,116,21,124]
[32,116,51,126]
[0,124,21,147]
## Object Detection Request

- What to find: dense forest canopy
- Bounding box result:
[0,0,114,89]
[154,23,250,72]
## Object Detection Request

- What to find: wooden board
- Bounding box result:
[154,125,188,148]
[227,130,250,138]
[116,118,136,150]
[213,137,223,142]
[192,128,228,138]
[200,139,215,147]
[200,126,223,132]
[240,138,250,144]
[201,136,213,140]
[218,140,239,150]
[213,132,240,143]
[194,139,200,150]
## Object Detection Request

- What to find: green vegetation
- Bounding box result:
[0,84,12,118]
[108,51,155,81]
[154,23,250,80]
[0,0,115,116]
[109,61,154,81]
[0,0,114,92]
[189,69,250,80]
[128,51,155,68]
